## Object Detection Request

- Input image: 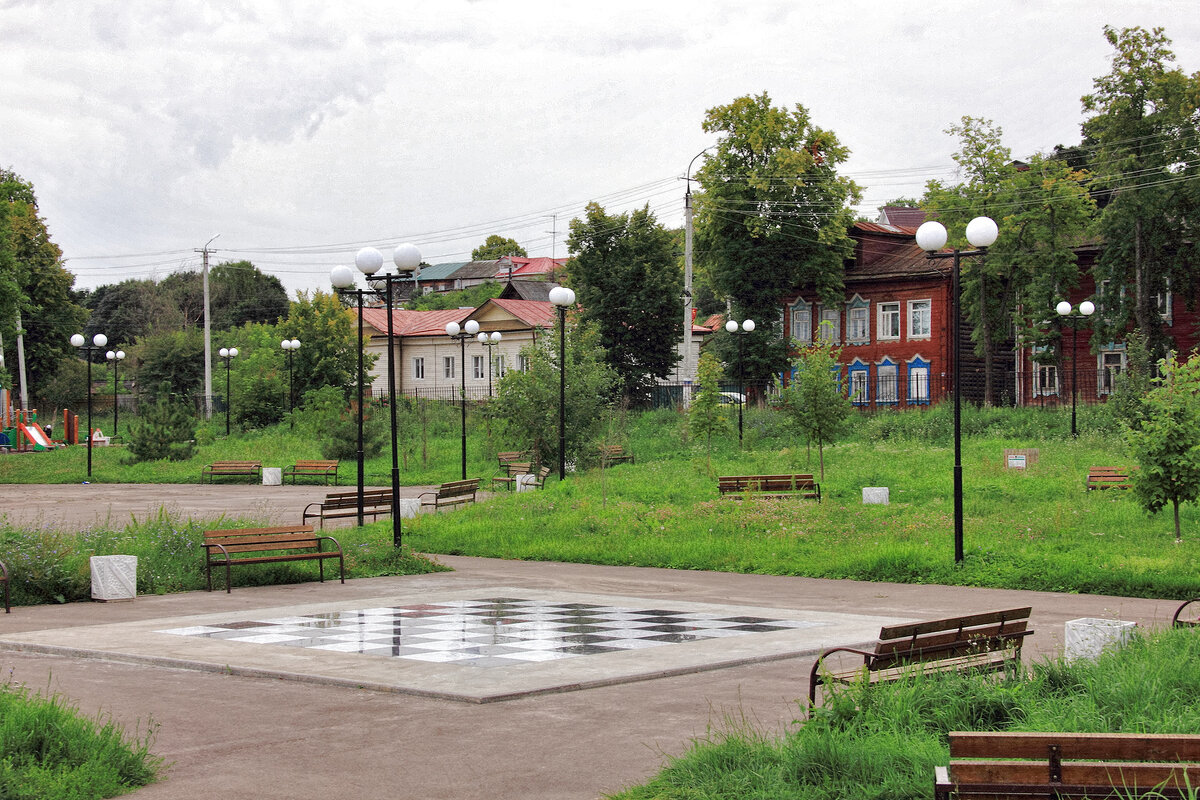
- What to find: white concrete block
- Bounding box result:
[90,555,137,601]
[1064,617,1137,662]
[862,487,889,504]
[262,467,282,486]
[397,499,420,519]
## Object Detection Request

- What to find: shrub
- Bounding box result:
[123,382,196,463]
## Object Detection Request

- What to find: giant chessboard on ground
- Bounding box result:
[0,587,909,703]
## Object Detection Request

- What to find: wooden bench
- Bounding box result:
[0,559,8,613]
[203,525,344,593]
[1172,598,1200,628]
[283,459,340,485]
[807,606,1032,707]
[201,461,262,484]
[492,461,532,492]
[934,731,1200,799]
[599,445,634,465]
[419,479,480,511]
[497,450,530,468]
[718,474,821,502]
[1086,466,1133,490]
[302,489,393,529]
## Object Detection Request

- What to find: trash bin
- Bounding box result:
[1064,617,1137,662]
[262,467,282,486]
[862,487,889,504]
[90,555,137,602]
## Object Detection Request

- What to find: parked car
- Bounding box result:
[719,392,745,405]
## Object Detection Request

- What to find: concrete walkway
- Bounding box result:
[0,486,1184,799]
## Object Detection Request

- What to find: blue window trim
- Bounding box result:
[906,355,931,405]
[847,359,870,406]
[876,357,898,405]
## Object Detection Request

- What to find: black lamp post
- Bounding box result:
[478,330,502,397]
[280,337,300,427]
[724,318,755,446]
[332,244,421,548]
[549,286,576,481]
[105,348,125,438]
[917,216,999,565]
[1055,300,1096,437]
[70,332,107,477]
[445,318,480,480]
[218,347,238,435]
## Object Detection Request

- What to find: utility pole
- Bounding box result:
[545,214,558,260]
[14,312,29,411]
[682,147,712,403]
[196,234,220,419]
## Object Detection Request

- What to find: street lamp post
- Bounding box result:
[548,286,576,481]
[1055,300,1096,437]
[332,244,421,548]
[478,331,502,397]
[218,347,238,436]
[916,216,999,565]
[724,318,755,446]
[70,332,107,477]
[446,319,480,480]
[280,338,301,426]
[105,348,125,438]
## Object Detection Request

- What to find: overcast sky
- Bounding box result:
[3,0,1198,297]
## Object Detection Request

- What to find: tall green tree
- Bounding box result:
[1081,25,1200,357]
[1127,352,1200,542]
[279,290,363,401]
[0,168,88,400]
[472,235,527,261]
[774,340,853,480]
[83,279,183,347]
[924,118,1094,404]
[566,202,681,403]
[695,92,861,382]
[491,317,617,469]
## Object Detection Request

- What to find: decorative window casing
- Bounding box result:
[790,299,812,344]
[847,296,869,344]
[818,307,840,344]
[413,357,425,380]
[878,302,901,340]
[848,360,869,406]
[1098,346,1126,395]
[907,355,931,404]
[908,299,931,339]
[876,358,898,404]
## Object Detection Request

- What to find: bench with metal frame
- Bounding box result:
[492,461,534,492]
[203,525,344,593]
[200,460,263,484]
[934,731,1200,799]
[419,479,480,511]
[282,459,340,486]
[1086,466,1133,490]
[718,474,821,502]
[807,606,1032,707]
[1172,597,1200,628]
[599,445,634,466]
[301,489,393,529]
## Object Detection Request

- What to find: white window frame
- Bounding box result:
[443,356,455,380]
[877,361,898,404]
[849,364,869,405]
[495,354,506,378]
[413,357,425,380]
[908,299,931,339]
[1098,348,1126,396]
[818,307,840,344]
[790,299,812,344]
[847,304,869,344]
[1034,363,1059,397]
[878,302,901,340]
[472,355,485,380]
[518,354,531,373]
[908,364,930,403]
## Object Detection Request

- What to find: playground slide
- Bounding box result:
[17,422,51,451]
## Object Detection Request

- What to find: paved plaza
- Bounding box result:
[0,485,1185,799]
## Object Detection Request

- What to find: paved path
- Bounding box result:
[0,486,1183,799]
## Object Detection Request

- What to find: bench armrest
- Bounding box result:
[1173,598,1200,627]
[808,646,876,707]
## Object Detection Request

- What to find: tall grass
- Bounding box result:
[0,678,161,799]
[610,626,1200,800]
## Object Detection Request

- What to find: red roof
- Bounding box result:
[506,257,566,277]
[487,298,557,328]
[360,307,469,337]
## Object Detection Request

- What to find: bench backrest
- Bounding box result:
[204,525,321,553]
[719,475,817,492]
[498,451,527,465]
[293,460,338,469]
[946,732,1200,795]
[320,490,392,509]
[210,461,262,470]
[1089,466,1129,476]
[438,479,479,497]
[505,461,533,476]
[871,607,1031,671]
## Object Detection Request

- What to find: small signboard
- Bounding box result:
[1007,454,1027,469]
[1003,448,1039,469]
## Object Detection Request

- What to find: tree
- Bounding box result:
[134,328,205,402]
[1081,25,1200,358]
[491,317,617,469]
[688,350,728,472]
[124,382,196,463]
[210,261,289,329]
[409,281,502,311]
[566,202,682,404]
[1126,352,1200,542]
[472,235,527,261]
[280,290,366,401]
[83,279,183,347]
[774,340,853,480]
[923,118,1094,404]
[695,92,861,383]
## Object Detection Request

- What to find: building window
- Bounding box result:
[907,356,930,404]
[1099,348,1126,395]
[1030,346,1057,397]
[472,355,485,380]
[878,302,900,340]
[818,307,840,344]
[443,356,455,380]
[413,357,425,380]
[908,299,931,339]
[495,354,506,378]
[877,359,898,404]
[790,299,812,344]
[847,303,869,344]
[1157,281,1173,324]
[848,360,869,406]
[518,354,530,373]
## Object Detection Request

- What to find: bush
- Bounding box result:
[123,383,196,463]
